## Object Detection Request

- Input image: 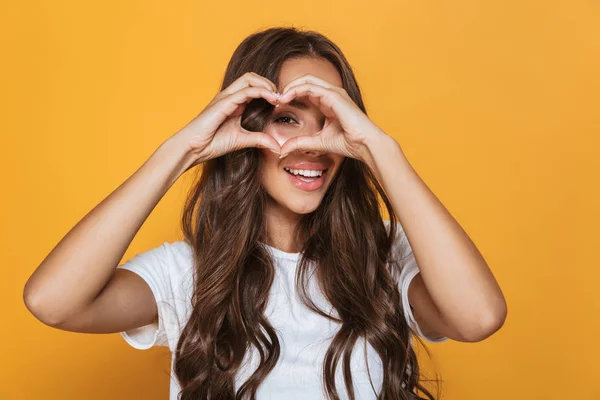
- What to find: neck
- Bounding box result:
[263,197,302,253]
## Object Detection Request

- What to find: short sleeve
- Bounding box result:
[386,220,448,344]
[116,241,194,352]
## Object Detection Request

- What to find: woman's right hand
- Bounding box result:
[172,72,282,167]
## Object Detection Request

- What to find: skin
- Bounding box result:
[259,57,345,253]
[257,57,507,342]
[23,56,505,346]
[257,57,453,339]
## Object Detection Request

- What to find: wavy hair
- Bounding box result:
[173,26,441,399]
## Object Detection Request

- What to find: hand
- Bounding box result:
[276,74,387,161]
[172,72,282,166]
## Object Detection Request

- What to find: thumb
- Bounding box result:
[278,135,324,159]
[236,129,282,154]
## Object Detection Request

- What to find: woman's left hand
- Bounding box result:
[276,74,387,162]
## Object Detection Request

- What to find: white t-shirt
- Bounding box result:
[116,220,447,399]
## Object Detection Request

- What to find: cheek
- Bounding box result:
[334,155,346,168]
[259,150,283,184]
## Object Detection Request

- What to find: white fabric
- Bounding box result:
[116,219,447,399]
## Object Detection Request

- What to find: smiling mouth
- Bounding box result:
[283,168,329,179]
[283,168,329,191]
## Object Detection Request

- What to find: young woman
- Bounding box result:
[23,27,507,400]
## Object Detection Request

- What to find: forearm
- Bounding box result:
[23,137,194,324]
[362,132,507,337]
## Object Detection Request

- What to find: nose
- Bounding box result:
[296,123,325,156]
[299,147,325,157]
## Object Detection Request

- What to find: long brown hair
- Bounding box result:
[174,26,440,399]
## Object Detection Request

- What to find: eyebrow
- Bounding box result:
[285,98,310,110]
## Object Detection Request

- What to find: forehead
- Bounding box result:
[277,57,343,90]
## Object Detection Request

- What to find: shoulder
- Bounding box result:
[118,239,195,293]
[158,240,195,290]
[383,219,412,261]
[136,240,193,271]
[117,240,195,351]
[382,218,406,238]
[160,240,194,270]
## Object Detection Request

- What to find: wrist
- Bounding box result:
[361,131,415,184]
[150,135,198,187]
[361,130,398,169]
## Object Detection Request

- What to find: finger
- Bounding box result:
[248,71,278,92]
[201,87,279,135]
[216,86,280,119]
[279,83,347,120]
[213,72,278,105]
[279,77,332,114]
[280,74,336,94]
[236,130,282,154]
[278,134,326,159]
[230,103,245,117]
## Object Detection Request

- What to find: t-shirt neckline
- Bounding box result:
[261,242,301,262]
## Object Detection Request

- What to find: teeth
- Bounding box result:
[284,167,324,177]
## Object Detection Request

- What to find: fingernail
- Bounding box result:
[278,153,289,159]
[269,149,280,154]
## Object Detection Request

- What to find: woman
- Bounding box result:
[23,26,507,399]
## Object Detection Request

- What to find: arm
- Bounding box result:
[23,72,281,333]
[23,136,194,330]
[364,132,507,342]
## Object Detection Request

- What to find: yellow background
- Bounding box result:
[2,0,599,399]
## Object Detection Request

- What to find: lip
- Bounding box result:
[283,162,329,170]
[285,168,328,192]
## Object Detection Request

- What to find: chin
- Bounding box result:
[285,198,322,215]
[265,192,324,216]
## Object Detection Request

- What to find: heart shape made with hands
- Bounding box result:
[272,75,383,162]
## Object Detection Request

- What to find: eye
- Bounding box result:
[273,115,298,125]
